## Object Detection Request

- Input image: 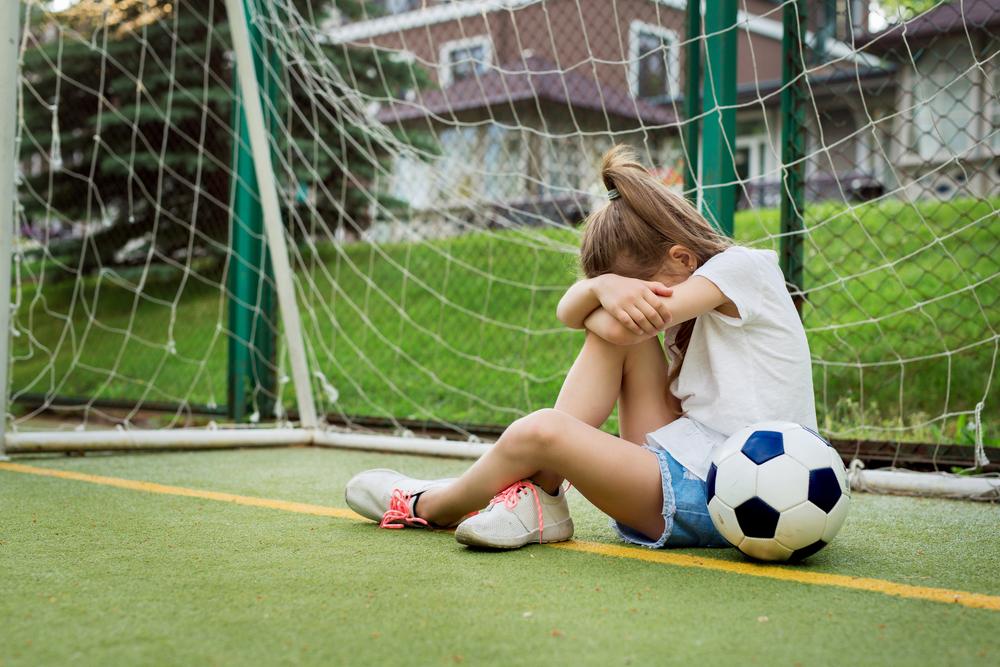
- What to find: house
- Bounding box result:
[326,0,994,234]
[859,0,1000,201]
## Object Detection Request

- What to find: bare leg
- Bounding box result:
[532,332,676,492]
[417,334,676,540]
[416,409,668,540]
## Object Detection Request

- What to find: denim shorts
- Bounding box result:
[610,444,730,549]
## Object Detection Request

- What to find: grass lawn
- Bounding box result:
[10,197,999,445]
[2,447,999,666]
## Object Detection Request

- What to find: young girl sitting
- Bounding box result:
[345,145,817,550]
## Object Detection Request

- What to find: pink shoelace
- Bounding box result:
[379,489,429,529]
[489,480,544,543]
[379,482,561,536]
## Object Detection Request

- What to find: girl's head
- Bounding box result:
[580,145,730,286]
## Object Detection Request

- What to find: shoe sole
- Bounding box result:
[454,517,575,549]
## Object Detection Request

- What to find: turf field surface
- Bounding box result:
[2,447,998,666]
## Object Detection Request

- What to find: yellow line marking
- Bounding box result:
[0,462,363,522]
[548,541,1000,611]
[3,461,998,612]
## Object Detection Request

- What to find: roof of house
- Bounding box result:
[860,0,1000,52]
[745,65,895,103]
[375,56,678,126]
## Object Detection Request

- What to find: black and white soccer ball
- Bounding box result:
[706,421,850,562]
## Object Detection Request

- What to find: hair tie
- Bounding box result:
[607,188,620,201]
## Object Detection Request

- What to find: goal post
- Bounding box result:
[0,0,20,461]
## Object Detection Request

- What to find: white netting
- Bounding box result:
[7,0,999,459]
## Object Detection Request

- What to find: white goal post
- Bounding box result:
[1,0,21,461]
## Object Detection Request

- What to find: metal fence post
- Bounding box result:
[224,0,317,428]
[780,0,807,310]
[228,0,278,422]
[683,0,702,201]
[0,0,20,459]
[700,0,737,236]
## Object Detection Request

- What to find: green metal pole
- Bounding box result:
[683,0,701,200]
[227,78,252,423]
[700,0,737,237]
[251,30,280,420]
[813,0,837,64]
[780,0,807,310]
[228,0,277,421]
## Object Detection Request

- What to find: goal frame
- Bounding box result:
[1,1,996,502]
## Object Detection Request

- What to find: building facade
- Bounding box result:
[327,0,997,234]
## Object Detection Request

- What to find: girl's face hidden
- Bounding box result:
[651,245,698,287]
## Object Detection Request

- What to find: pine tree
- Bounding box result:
[18,0,433,274]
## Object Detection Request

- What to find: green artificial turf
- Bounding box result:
[11,197,1000,444]
[2,447,999,666]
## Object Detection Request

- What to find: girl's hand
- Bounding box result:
[592,274,673,335]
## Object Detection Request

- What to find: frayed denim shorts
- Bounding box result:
[610,444,730,549]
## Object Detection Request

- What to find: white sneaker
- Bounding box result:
[454,480,574,549]
[345,468,458,529]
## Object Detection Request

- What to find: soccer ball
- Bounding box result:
[706,421,850,562]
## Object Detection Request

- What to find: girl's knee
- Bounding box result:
[504,409,566,455]
[623,334,666,373]
[584,330,629,351]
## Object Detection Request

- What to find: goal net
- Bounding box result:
[5,0,998,470]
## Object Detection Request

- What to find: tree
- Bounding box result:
[874,0,947,22]
[18,0,434,274]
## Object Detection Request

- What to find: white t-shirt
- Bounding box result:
[653,246,818,479]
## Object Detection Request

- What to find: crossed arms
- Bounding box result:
[556,274,733,346]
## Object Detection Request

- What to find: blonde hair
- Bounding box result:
[580,144,731,373]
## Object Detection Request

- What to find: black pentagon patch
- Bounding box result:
[706,463,718,502]
[741,430,784,465]
[791,540,828,561]
[734,497,780,538]
[809,468,842,512]
[802,425,833,447]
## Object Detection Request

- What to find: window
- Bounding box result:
[850,0,867,32]
[439,36,492,87]
[543,138,587,194]
[735,119,777,208]
[436,126,481,203]
[836,0,868,36]
[910,43,976,161]
[482,125,525,202]
[735,120,773,182]
[629,22,679,100]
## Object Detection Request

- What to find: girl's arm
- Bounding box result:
[582,276,734,346]
[557,274,673,333]
[555,279,602,330]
